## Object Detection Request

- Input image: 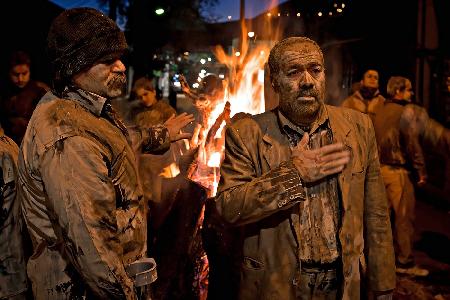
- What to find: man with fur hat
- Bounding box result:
[18,8,193,300]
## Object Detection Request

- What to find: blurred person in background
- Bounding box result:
[372,76,446,277]
[0,51,49,144]
[341,69,385,122]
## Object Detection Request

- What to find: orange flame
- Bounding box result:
[190,1,283,197]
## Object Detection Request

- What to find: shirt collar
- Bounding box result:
[278,104,329,135]
[63,86,108,117]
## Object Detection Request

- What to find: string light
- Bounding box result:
[262,2,346,19]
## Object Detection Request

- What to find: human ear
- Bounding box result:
[271,79,280,92]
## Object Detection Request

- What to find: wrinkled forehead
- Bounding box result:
[278,42,323,65]
[280,41,323,61]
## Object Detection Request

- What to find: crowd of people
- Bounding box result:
[0,7,449,300]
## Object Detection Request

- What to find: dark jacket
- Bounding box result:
[0,80,49,144]
[215,105,396,299]
[372,100,427,179]
[18,89,170,300]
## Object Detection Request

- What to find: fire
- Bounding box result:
[159,162,180,178]
[207,152,222,168]
[188,1,282,197]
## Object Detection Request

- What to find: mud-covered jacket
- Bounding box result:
[372,100,427,179]
[215,105,395,299]
[18,89,170,300]
[341,90,385,122]
[0,128,28,299]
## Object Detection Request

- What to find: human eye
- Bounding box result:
[287,68,300,76]
[307,65,322,77]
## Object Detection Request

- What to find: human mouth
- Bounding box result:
[297,96,316,101]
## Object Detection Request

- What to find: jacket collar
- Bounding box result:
[354,89,381,101]
[261,105,352,147]
[277,105,329,137]
[62,86,108,117]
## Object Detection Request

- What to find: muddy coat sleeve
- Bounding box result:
[40,136,137,300]
[0,145,28,298]
[129,124,170,154]
[216,123,305,226]
[363,117,396,292]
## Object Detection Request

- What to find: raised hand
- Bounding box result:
[164,113,195,142]
[291,133,351,182]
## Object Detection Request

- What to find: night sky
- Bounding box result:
[50,0,288,23]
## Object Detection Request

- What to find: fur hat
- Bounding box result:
[47,8,127,92]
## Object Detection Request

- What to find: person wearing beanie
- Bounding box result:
[341,69,385,122]
[18,8,194,300]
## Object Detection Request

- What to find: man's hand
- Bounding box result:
[291,133,351,182]
[179,124,202,174]
[164,113,195,142]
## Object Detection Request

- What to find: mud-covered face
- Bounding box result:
[73,59,126,98]
[272,42,325,126]
[361,69,379,89]
[10,64,30,88]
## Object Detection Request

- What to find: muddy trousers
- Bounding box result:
[296,262,340,300]
[380,165,415,265]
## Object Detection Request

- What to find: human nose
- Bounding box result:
[299,70,314,88]
[111,60,126,72]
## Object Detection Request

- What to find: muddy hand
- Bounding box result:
[291,133,350,182]
[164,113,195,142]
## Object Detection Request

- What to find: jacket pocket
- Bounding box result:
[240,256,264,299]
[242,256,264,270]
